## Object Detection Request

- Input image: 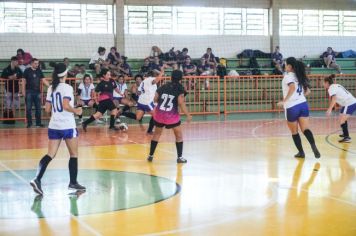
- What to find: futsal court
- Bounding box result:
[0,113,356,235]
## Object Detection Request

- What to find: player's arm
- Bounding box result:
[304,87,311,96]
[45,101,52,113]
[326,95,337,116]
[178,94,192,122]
[278,83,296,107]
[42,77,50,87]
[63,98,82,115]
[154,92,159,103]
[152,66,166,84]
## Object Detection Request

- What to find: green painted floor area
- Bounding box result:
[0,169,180,219]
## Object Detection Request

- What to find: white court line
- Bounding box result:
[0,161,102,236]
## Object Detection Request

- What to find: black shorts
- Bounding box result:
[89,63,96,70]
[97,99,116,114]
[154,120,181,129]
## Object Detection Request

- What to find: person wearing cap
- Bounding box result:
[22,58,49,128]
[147,70,192,164]
[30,63,86,195]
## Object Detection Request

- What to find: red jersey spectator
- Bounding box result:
[16,48,33,72]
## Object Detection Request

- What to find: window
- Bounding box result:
[0,2,114,34]
[280,9,356,36]
[125,5,269,36]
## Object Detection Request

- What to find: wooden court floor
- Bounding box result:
[0,116,356,236]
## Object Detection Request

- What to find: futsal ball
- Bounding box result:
[118,123,128,131]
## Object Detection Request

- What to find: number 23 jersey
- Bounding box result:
[46,83,76,130]
[154,82,185,124]
[282,72,307,109]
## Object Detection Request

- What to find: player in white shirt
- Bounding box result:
[30,63,85,195]
[278,57,320,158]
[122,67,166,133]
[324,74,356,143]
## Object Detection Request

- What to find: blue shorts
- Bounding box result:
[81,99,92,106]
[137,102,155,113]
[285,102,309,122]
[340,103,356,115]
[48,128,78,140]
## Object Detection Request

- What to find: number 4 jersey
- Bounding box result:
[282,72,307,109]
[154,82,185,125]
[46,83,76,130]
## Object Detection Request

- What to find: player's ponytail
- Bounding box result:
[286,57,310,90]
[324,74,336,85]
[52,63,67,93]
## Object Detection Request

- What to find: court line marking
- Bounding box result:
[325,130,356,155]
[0,161,102,236]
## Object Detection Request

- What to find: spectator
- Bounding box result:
[107,47,121,69]
[68,64,80,78]
[202,48,217,74]
[197,58,211,75]
[177,48,189,67]
[182,57,197,76]
[150,57,163,74]
[77,74,95,123]
[1,56,23,111]
[271,46,284,73]
[76,64,91,80]
[16,48,33,72]
[63,57,70,69]
[150,46,164,60]
[89,46,108,76]
[22,58,49,128]
[323,47,342,73]
[130,74,143,103]
[117,56,132,77]
[163,47,178,68]
[140,58,151,77]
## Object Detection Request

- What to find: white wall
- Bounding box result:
[124,35,271,58]
[125,0,270,8]
[280,36,356,58]
[0,33,114,59]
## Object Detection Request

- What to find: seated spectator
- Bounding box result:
[163,47,178,68]
[197,58,211,75]
[1,56,23,111]
[76,64,92,80]
[323,47,342,73]
[140,58,151,77]
[150,46,164,60]
[182,57,197,76]
[63,57,71,69]
[89,46,108,76]
[68,64,80,78]
[117,56,132,77]
[107,47,121,69]
[271,46,284,73]
[113,74,134,110]
[202,47,217,74]
[150,57,163,74]
[177,48,189,67]
[16,48,33,72]
[77,74,95,123]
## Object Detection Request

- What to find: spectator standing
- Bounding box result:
[1,56,23,111]
[16,48,33,72]
[89,47,108,76]
[323,47,342,73]
[22,58,49,128]
[182,57,197,76]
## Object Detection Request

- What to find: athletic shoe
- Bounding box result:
[339,137,352,143]
[118,123,128,131]
[95,119,105,124]
[68,182,86,191]
[312,145,321,159]
[115,118,121,123]
[30,179,43,195]
[35,124,45,128]
[78,118,83,124]
[294,152,305,158]
[146,131,153,135]
[109,126,120,131]
[339,134,345,138]
[147,155,154,162]
[177,157,187,163]
[82,123,87,132]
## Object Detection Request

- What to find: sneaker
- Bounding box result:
[339,134,345,138]
[118,123,128,131]
[177,157,187,163]
[68,182,86,191]
[312,145,321,159]
[30,179,43,195]
[339,137,351,143]
[147,155,154,162]
[78,118,83,124]
[35,124,45,128]
[82,123,87,132]
[115,118,121,124]
[109,126,120,131]
[95,119,105,124]
[146,131,154,135]
[294,152,305,158]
